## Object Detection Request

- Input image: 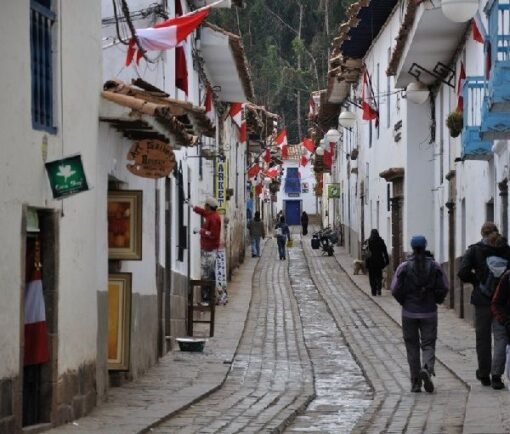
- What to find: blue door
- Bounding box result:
[285,200,301,225]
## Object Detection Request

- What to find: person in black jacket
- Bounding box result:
[301,211,309,236]
[458,222,510,389]
[364,229,390,296]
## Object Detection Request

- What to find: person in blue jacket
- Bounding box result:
[274,216,290,260]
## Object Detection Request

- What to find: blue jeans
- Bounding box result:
[277,237,286,259]
[251,237,261,256]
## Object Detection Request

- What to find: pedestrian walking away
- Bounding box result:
[274,216,291,260]
[391,235,449,393]
[190,197,222,305]
[364,229,389,296]
[301,211,309,236]
[248,211,265,257]
[458,222,510,389]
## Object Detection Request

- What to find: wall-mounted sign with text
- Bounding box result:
[45,154,89,199]
[215,159,228,214]
[126,139,175,179]
[327,183,341,199]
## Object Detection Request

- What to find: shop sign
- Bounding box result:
[45,154,89,199]
[126,139,175,179]
[215,159,228,214]
[327,183,341,199]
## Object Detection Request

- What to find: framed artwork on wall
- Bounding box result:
[107,273,132,371]
[107,190,142,260]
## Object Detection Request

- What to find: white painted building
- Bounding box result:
[0,0,102,430]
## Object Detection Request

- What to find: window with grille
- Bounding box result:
[31,0,56,133]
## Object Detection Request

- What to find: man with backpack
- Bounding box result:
[391,235,449,393]
[458,222,510,390]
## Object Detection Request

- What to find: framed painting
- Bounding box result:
[107,190,142,260]
[107,273,132,371]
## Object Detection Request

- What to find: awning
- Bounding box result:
[200,23,254,102]
[99,79,215,147]
[387,2,467,88]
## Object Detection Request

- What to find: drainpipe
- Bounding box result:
[498,179,508,239]
[446,200,455,310]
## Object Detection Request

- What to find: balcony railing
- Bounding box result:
[462,76,493,160]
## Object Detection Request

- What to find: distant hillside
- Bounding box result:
[210,0,355,143]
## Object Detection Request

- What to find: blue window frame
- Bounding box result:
[31,0,56,133]
[284,168,301,194]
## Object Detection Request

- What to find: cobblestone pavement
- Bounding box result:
[330,242,510,434]
[301,237,469,433]
[284,244,371,433]
[151,241,315,433]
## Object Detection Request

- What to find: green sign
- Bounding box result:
[45,154,89,199]
[327,183,341,199]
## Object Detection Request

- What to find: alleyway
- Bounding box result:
[47,234,510,434]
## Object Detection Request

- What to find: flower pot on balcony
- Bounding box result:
[446,111,463,138]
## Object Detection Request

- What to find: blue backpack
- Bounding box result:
[479,256,508,298]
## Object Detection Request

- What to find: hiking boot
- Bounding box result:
[420,369,434,393]
[476,370,491,386]
[491,375,505,390]
[411,378,421,393]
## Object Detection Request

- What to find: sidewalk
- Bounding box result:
[333,246,510,433]
[46,253,257,434]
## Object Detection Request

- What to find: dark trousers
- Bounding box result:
[302,224,308,236]
[402,316,438,382]
[277,237,286,259]
[368,266,383,295]
[475,304,507,377]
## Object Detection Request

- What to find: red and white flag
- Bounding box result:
[323,150,332,169]
[275,128,288,147]
[263,148,271,163]
[266,166,279,178]
[24,267,49,366]
[255,183,263,196]
[247,163,260,179]
[472,14,485,44]
[302,138,315,153]
[126,8,210,65]
[300,154,309,167]
[229,103,247,142]
[203,86,213,120]
[281,145,289,159]
[361,70,379,123]
[456,61,466,112]
[175,43,188,95]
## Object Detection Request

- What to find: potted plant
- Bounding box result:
[446,111,463,138]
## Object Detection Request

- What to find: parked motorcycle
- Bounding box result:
[311,227,338,256]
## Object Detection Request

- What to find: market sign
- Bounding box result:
[126,139,175,179]
[45,154,89,199]
[327,183,341,199]
[215,159,228,214]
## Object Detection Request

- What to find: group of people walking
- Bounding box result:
[248,208,510,395]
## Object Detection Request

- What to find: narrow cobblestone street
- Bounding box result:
[45,235,510,434]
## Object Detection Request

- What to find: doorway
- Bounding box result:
[284,200,301,225]
[22,208,57,428]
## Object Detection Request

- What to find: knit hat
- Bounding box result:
[410,235,427,249]
[205,197,219,209]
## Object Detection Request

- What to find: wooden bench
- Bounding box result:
[187,279,216,337]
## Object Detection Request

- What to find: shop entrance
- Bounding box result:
[22,209,57,427]
[284,200,301,225]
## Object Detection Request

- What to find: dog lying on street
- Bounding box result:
[353,259,366,275]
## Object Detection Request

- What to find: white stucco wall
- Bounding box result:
[0,1,102,376]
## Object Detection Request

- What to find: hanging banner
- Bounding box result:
[45,154,89,199]
[126,139,175,179]
[327,183,341,199]
[215,159,228,214]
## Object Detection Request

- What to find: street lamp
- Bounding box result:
[406,81,430,104]
[315,146,325,156]
[441,0,479,22]
[338,111,357,129]
[325,128,341,144]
